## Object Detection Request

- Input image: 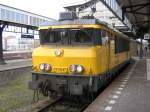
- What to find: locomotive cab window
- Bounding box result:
[39,28,102,45]
[71,29,93,45]
[40,29,61,44]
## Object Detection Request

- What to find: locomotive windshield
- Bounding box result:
[39,28,101,45]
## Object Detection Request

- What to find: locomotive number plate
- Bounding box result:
[53,67,68,73]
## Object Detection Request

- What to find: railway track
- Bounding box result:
[37,97,90,112]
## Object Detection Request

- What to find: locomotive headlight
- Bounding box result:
[69,65,77,73]
[39,63,51,72]
[69,65,84,73]
[39,64,45,70]
[55,49,64,56]
[55,50,61,56]
[76,65,84,73]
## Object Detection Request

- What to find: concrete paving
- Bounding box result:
[147,59,150,80]
[0,59,32,71]
[84,58,150,112]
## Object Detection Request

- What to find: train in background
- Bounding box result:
[29,12,139,99]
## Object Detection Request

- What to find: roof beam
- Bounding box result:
[125,11,150,16]
[122,2,150,9]
[135,20,150,24]
[122,2,150,15]
[130,5,145,12]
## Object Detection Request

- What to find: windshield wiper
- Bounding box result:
[44,28,51,39]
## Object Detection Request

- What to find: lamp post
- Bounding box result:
[139,37,143,59]
[0,23,7,64]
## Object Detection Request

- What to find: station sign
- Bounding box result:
[21,34,34,39]
[144,33,150,40]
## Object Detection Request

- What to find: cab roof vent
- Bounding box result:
[81,15,95,19]
[59,12,77,21]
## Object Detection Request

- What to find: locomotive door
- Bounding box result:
[107,32,111,71]
[108,33,115,70]
[114,36,119,66]
[108,38,111,71]
[101,30,109,72]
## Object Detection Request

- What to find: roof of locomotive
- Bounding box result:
[40,19,108,26]
[39,18,130,40]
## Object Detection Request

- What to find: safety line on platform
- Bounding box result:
[104,60,138,111]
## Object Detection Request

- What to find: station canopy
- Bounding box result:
[117,0,150,32]
[64,0,150,37]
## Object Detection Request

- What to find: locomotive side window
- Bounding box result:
[101,30,108,45]
[101,30,106,37]
[115,36,129,53]
[94,29,101,45]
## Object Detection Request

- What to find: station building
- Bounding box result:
[0,4,55,51]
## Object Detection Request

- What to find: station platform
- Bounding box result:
[0,59,32,86]
[84,58,150,112]
[3,50,32,60]
[0,59,31,71]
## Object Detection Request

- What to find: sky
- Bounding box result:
[0,0,86,19]
[0,0,87,38]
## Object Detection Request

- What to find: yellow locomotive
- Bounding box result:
[29,12,131,97]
